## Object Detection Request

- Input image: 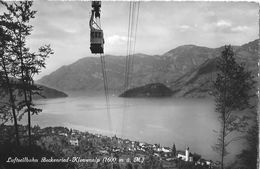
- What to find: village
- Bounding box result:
[0,125,220,168]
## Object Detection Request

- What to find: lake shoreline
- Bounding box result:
[28,95,241,163]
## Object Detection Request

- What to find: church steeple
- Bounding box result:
[172,143,176,156]
[185,146,189,161]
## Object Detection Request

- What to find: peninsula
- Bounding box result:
[119,83,173,98]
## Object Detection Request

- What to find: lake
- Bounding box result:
[29,93,242,163]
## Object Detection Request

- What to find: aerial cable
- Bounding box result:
[126,2,139,89]
[127,2,135,88]
[100,53,112,132]
[122,1,134,137]
[122,1,140,137]
[124,2,133,92]
[125,2,136,91]
[129,2,140,87]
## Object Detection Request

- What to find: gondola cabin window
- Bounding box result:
[90,30,103,42]
[91,31,102,39]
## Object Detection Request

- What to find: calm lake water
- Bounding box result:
[29,93,242,162]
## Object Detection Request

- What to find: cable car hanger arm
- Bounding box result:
[89,10,102,30]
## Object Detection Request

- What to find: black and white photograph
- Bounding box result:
[0,1,259,169]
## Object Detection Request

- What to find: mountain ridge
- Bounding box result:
[37,39,258,97]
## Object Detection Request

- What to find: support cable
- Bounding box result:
[127,2,136,89]
[122,2,140,137]
[100,53,112,132]
[129,2,140,87]
[124,2,133,92]
[122,2,134,137]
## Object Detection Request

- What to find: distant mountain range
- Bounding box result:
[37,39,258,98]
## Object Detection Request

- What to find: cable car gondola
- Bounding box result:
[89,1,104,54]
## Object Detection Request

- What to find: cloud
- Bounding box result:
[179,25,190,29]
[179,25,191,30]
[65,28,78,34]
[201,20,235,33]
[216,20,232,27]
[231,25,249,32]
[106,35,128,45]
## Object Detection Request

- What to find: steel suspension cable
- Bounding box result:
[122,2,140,137]
[124,2,133,92]
[100,53,112,132]
[127,2,136,89]
[122,1,134,137]
[129,2,140,87]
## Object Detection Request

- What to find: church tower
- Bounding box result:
[185,146,189,161]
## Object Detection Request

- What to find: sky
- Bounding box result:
[5,1,258,79]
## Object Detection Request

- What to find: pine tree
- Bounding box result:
[212,45,254,169]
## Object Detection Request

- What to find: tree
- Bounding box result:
[228,108,258,169]
[236,123,258,169]
[1,1,53,146]
[0,2,21,145]
[212,45,254,169]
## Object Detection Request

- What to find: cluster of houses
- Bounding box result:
[69,138,79,146]
[39,127,217,168]
[176,147,215,167]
